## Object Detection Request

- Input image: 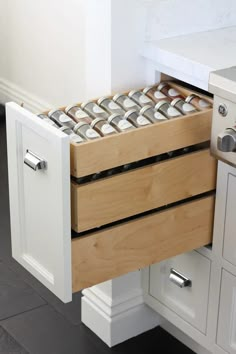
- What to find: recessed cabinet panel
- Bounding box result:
[223,173,236,266]
[217,270,236,353]
[6,103,72,303]
[149,251,211,333]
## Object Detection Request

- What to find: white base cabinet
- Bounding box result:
[149,251,211,334]
[143,162,236,354]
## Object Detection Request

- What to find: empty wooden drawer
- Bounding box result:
[71,149,216,232]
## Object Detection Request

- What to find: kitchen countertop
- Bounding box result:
[142,26,236,91]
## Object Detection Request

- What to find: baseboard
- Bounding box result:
[81,289,160,347]
[0,77,52,113]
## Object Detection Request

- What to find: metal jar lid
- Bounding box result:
[155,100,169,110]
[97,96,109,105]
[143,87,153,94]
[113,93,124,102]
[59,126,73,134]
[171,98,182,107]
[185,94,198,103]
[74,121,89,131]
[65,104,80,114]
[128,90,139,98]
[140,105,153,115]
[157,82,168,91]
[80,100,94,109]
[108,113,122,123]
[48,108,61,117]
[90,117,106,128]
[124,109,137,119]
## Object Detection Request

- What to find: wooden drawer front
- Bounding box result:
[71,109,212,178]
[149,251,211,334]
[72,195,214,292]
[71,149,216,233]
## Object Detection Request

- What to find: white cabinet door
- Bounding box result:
[222,172,236,266]
[6,103,72,303]
[149,251,211,333]
[217,270,236,353]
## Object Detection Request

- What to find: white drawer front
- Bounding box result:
[217,270,236,354]
[149,251,211,333]
[6,103,72,303]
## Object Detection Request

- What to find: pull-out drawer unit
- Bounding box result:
[6,82,216,303]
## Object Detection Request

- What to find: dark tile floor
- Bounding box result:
[0,105,195,353]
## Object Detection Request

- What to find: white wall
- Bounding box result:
[0,0,87,111]
[1,0,236,112]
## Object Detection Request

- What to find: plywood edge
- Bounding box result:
[72,195,215,292]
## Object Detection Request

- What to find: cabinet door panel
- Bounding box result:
[6,103,72,303]
[217,270,236,353]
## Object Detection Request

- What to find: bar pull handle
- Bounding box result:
[24,150,46,171]
[169,268,192,288]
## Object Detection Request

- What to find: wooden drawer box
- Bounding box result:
[6,81,216,303]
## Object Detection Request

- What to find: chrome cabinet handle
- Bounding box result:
[24,150,46,171]
[169,268,192,288]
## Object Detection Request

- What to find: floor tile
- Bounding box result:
[0,263,45,320]
[1,305,105,354]
[0,326,28,354]
[8,258,82,326]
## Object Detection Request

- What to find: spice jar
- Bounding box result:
[108,114,136,132]
[158,83,184,100]
[97,97,125,115]
[81,101,109,119]
[185,94,212,111]
[38,114,59,128]
[113,94,141,112]
[155,101,182,119]
[48,109,76,129]
[143,86,171,103]
[171,98,198,115]
[91,118,118,136]
[128,90,154,107]
[140,105,168,123]
[59,126,85,144]
[124,110,152,128]
[65,105,93,124]
[74,122,101,140]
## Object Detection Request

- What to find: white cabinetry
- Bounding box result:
[149,251,211,333]
[217,270,236,353]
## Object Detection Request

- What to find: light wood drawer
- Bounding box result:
[71,195,214,291]
[71,149,216,232]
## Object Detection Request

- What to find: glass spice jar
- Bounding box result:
[38,114,59,128]
[113,94,141,112]
[108,114,136,132]
[48,109,76,129]
[74,122,101,140]
[97,97,125,115]
[171,98,198,115]
[91,118,118,136]
[128,90,154,107]
[143,86,171,103]
[158,83,184,100]
[140,105,168,123]
[65,105,93,124]
[59,126,85,144]
[155,101,182,119]
[124,109,152,128]
[185,94,212,111]
[81,101,109,119]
